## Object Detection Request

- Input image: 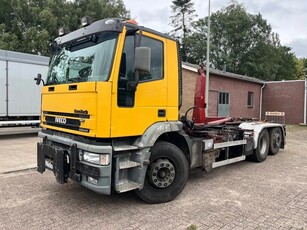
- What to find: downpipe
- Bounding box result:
[259,83,266,121]
[304,77,307,124]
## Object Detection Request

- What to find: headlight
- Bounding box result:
[83,152,100,164]
[79,151,110,165]
[203,139,214,150]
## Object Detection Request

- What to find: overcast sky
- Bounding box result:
[123,0,307,58]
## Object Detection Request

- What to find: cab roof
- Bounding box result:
[55,18,176,45]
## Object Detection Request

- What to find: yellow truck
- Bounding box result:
[36,17,285,204]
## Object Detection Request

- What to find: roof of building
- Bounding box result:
[182,62,265,84]
[0,50,49,66]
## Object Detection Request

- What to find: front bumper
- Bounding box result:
[37,132,112,195]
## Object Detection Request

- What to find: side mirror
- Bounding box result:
[127,47,151,92]
[34,73,45,86]
[135,47,151,73]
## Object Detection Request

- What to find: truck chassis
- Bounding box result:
[37,117,285,204]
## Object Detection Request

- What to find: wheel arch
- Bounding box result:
[239,122,286,149]
[156,131,191,164]
[133,121,191,165]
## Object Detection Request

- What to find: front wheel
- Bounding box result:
[136,141,189,204]
[247,129,269,162]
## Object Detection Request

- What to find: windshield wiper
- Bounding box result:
[47,80,59,85]
[66,78,80,83]
[47,73,60,85]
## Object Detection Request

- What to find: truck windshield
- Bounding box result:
[46,32,118,85]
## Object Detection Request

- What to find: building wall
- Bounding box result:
[180,69,196,117]
[181,69,262,120]
[263,81,305,124]
[209,75,262,119]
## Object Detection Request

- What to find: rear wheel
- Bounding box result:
[136,141,189,204]
[269,127,282,155]
[247,129,269,162]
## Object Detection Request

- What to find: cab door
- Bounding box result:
[111,32,167,137]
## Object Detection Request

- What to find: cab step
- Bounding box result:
[114,149,151,193]
[116,180,140,193]
[119,160,141,169]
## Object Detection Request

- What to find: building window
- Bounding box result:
[219,92,229,104]
[247,91,254,108]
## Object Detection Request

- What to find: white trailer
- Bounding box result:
[0,50,49,127]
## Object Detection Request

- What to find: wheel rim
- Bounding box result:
[259,135,268,155]
[148,158,175,188]
[273,132,281,148]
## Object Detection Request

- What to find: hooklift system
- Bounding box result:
[36,17,286,204]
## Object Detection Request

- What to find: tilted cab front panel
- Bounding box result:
[41,82,112,138]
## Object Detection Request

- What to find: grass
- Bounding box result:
[187,224,198,230]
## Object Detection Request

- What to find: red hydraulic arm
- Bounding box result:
[192,64,233,125]
[192,64,207,123]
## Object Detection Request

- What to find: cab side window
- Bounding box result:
[139,36,163,81]
[118,36,135,107]
[117,34,164,107]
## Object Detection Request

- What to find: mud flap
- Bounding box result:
[244,137,254,156]
[37,142,46,174]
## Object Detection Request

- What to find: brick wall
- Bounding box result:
[181,68,262,119]
[263,81,306,124]
[180,69,196,117]
[209,75,261,119]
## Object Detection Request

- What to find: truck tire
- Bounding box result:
[136,141,189,204]
[269,127,282,155]
[247,129,269,162]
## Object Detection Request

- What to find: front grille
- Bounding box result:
[43,111,90,133]
[45,116,81,127]
[43,111,90,119]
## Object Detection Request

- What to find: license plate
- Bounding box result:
[45,159,54,170]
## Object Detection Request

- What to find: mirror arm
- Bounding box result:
[130,29,142,91]
[34,73,45,86]
[134,69,139,89]
[137,29,142,47]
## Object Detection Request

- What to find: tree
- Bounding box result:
[295,58,307,79]
[170,0,196,62]
[0,0,129,56]
[274,46,297,81]
[185,1,297,81]
[0,26,20,51]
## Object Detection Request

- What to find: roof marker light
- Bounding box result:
[81,16,93,27]
[105,19,116,25]
[58,27,69,36]
[126,19,138,25]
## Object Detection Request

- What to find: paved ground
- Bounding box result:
[0,127,39,173]
[0,126,306,230]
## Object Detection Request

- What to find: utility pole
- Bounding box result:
[304,69,307,125]
[205,0,211,116]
